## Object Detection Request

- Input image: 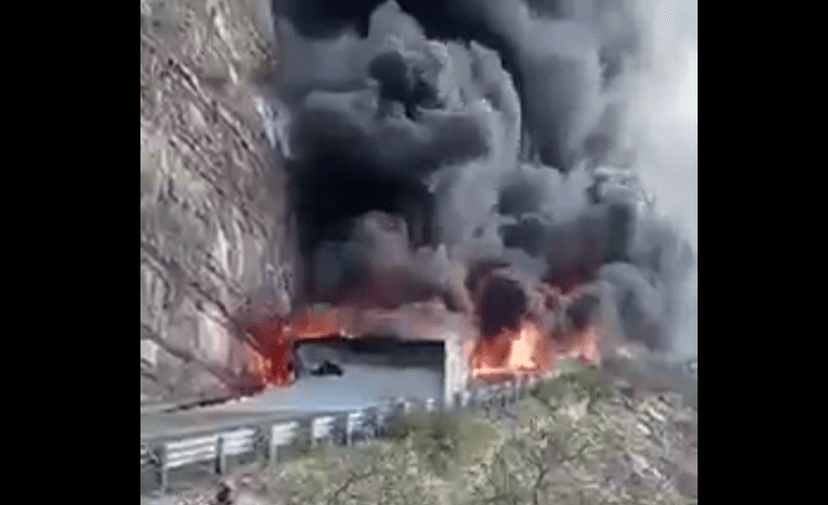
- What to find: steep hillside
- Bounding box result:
[140,0,289,405]
[141,364,697,505]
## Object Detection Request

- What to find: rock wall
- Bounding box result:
[140,0,291,405]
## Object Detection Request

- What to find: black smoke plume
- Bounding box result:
[268,0,696,358]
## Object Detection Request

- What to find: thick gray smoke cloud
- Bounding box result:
[623,0,697,360]
[268,0,697,359]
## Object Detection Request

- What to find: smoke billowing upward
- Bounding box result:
[269,0,697,359]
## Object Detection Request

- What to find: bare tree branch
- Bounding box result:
[328,463,377,505]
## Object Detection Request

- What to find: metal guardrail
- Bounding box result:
[142,378,539,494]
[165,434,219,470]
[311,415,336,443]
[220,428,257,457]
[141,444,155,470]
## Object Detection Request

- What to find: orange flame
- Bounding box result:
[470,318,546,381]
[286,307,345,338]
[244,307,350,387]
[508,320,544,370]
[247,351,271,383]
[562,324,599,362]
[243,280,603,388]
[469,317,602,383]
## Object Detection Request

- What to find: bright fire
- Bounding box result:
[469,318,600,382]
[244,307,349,386]
[469,282,603,382]
[242,283,602,387]
[562,324,599,362]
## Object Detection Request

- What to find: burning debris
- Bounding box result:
[236,0,696,391]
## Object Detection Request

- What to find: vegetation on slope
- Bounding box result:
[149,362,697,505]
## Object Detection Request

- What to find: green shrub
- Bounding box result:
[531,362,612,412]
[392,411,499,476]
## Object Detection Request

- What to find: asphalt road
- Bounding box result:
[141,364,443,442]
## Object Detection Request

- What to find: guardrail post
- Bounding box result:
[158,444,168,494]
[378,402,395,437]
[257,425,268,467]
[216,436,225,476]
[312,416,335,449]
[270,421,299,466]
[269,438,279,467]
[375,406,386,438]
[338,412,348,446]
[370,407,379,439]
[524,377,532,397]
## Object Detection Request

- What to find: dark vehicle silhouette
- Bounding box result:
[309,360,344,377]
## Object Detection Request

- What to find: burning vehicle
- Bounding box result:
[139,0,696,425]
[307,360,344,377]
[234,255,611,408]
[222,0,696,406]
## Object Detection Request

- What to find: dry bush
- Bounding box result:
[186,365,696,505]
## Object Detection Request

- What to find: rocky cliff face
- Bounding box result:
[140,0,289,405]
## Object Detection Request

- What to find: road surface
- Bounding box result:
[141,364,443,442]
